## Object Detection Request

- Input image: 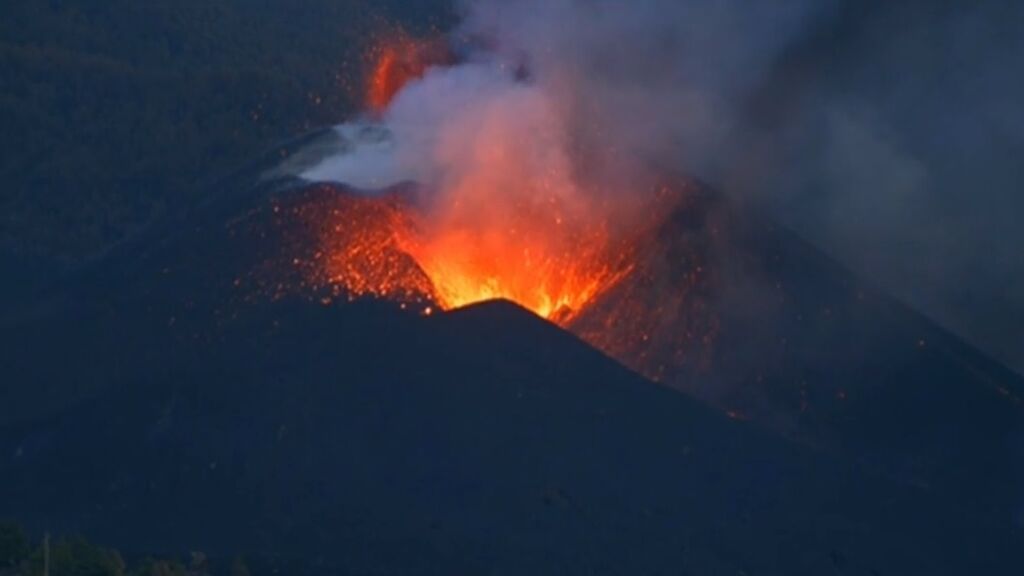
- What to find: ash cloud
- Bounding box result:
[459,0,836,183]
[295,0,1024,523]
[305,0,1023,374]
[459,0,1024,374]
[725,1,1024,374]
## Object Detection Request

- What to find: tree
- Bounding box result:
[32,536,124,576]
[0,522,30,569]
[128,558,187,576]
[228,558,248,576]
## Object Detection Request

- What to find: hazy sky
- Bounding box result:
[458,0,1024,372]
[316,0,1023,372]
[731,0,1024,373]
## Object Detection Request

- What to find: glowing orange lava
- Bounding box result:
[278,180,717,384]
[359,39,631,320]
[398,200,628,322]
[366,32,450,113]
[296,184,679,324]
[303,187,632,322]
[291,31,717,379]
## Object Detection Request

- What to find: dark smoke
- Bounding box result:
[728,0,1024,374]
[305,0,1023,373]
[461,0,1024,374]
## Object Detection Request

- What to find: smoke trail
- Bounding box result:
[458,0,836,181]
[302,0,1023,372]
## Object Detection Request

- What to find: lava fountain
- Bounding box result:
[313,31,649,322]
[277,30,718,380]
[365,30,452,116]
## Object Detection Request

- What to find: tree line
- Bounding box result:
[0,521,249,576]
[0,0,454,262]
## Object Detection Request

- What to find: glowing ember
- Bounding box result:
[316,193,436,304]
[291,182,695,323]
[357,39,634,321]
[260,179,717,385]
[268,30,719,382]
[399,197,629,321]
[295,186,632,322]
[566,186,722,378]
[261,186,439,311]
[366,32,450,113]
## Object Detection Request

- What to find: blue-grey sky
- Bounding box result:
[458,0,1023,372]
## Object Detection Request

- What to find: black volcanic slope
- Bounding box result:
[1,164,1022,574]
[572,183,1024,528]
[2,298,1021,575]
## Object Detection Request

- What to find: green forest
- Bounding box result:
[0,521,248,576]
[0,0,454,262]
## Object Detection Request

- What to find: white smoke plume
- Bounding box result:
[301,0,1024,373]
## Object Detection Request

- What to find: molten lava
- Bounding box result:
[261,179,717,387]
[366,32,450,113]
[292,185,633,322]
[360,38,633,320]
[314,192,438,305]
[268,31,719,383]
[292,181,695,322]
[398,196,630,321]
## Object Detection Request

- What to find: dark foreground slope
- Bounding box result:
[2,295,1022,575]
[0,0,456,260]
[1,164,1022,573]
[572,181,1024,527]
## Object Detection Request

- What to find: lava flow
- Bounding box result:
[397,188,635,321]
[365,30,451,114]
[267,30,719,381]
[260,177,717,386]
[291,184,637,323]
[350,31,635,321]
[286,177,707,322]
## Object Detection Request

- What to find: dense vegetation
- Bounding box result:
[0,0,454,262]
[0,522,249,576]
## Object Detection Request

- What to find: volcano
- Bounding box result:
[1,130,1022,574]
[279,128,1024,524]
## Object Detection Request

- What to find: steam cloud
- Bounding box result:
[303,0,1023,374]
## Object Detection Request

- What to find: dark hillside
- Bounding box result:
[3,295,1022,575]
[0,0,454,260]
[1,176,1021,573]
